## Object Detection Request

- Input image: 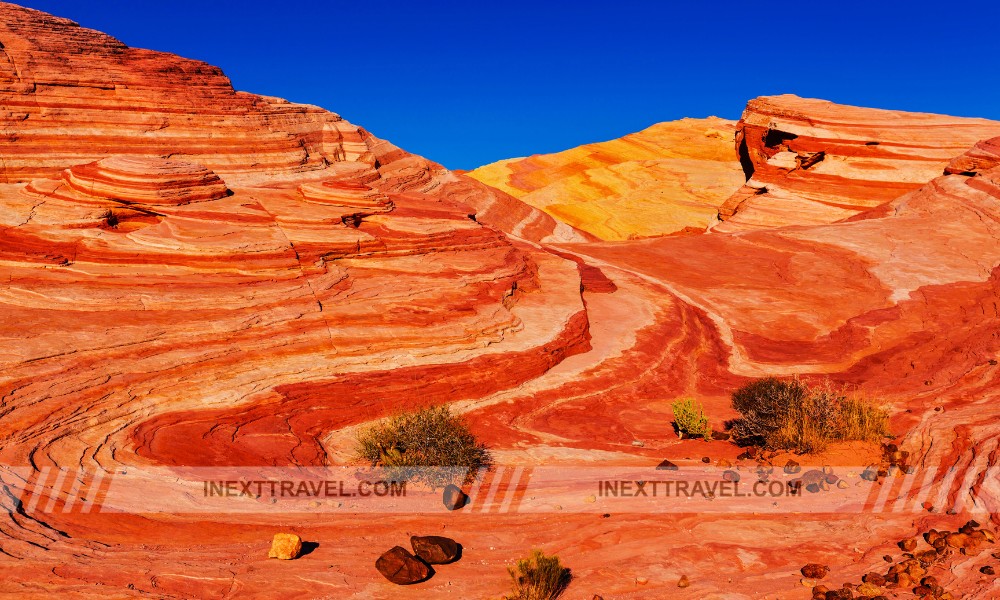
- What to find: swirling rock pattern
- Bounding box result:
[467,117,746,240]
[717,94,1000,231]
[3,3,1000,600]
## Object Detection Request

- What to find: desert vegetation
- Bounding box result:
[670,397,712,440]
[729,377,890,453]
[354,405,493,488]
[503,550,571,600]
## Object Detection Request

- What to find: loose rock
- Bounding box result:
[801,563,829,579]
[442,484,469,511]
[410,535,459,564]
[376,546,432,585]
[267,533,303,560]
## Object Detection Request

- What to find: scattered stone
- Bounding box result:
[635,576,648,585]
[376,546,432,585]
[677,574,690,588]
[631,440,644,447]
[723,470,740,483]
[960,519,981,534]
[883,555,893,562]
[946,532,970,549]
[862,572,886,586]
[924,529,944,545]
[717,458,732,468]
[601,513,611,518]
[836,479,849,489]
[856,581,881,596]
[801,563,829,579]
[410,535,459,564]
[442,484,468,511]
[267,533,303,560]
[982,565,995,575]
[898,538,917,552]
[656,459,679,470]
[584,494,597,503]
[701,457,711,464]
[784,459,801,474]
[860,465,879,481]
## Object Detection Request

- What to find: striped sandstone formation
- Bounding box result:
[716,94,1000,231]
[3,2,1000,599]
[467,117,745,240]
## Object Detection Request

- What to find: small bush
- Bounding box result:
[354,405,493,489]
[504,550,571,600]
[671,397,712,441]
[730,378,890,453]
[730,377,809,447]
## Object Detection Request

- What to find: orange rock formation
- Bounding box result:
[717,94,1000,231]
[467,117,745,240]
[2,3,1000,599]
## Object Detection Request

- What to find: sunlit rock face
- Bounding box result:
[4,2,1000,599]
[467,117,746,240]
[716,94,1000,231]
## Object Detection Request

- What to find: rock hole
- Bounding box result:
[763,129,798,149]
[738,136,755,181]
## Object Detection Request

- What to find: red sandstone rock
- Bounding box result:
[4,3,1000,600]
[716,95,1000,231]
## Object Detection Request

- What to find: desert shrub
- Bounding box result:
[504,549,571,600]
[767,385,839,453]
[835,392,891,443]
[730,377,809,447]
[354,405,493,489]
[670,397,712,440]
[730,378,890,453]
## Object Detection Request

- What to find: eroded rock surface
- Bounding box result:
[716,94,1000,231]
[3,3,1000,600]
[467,118,745,240]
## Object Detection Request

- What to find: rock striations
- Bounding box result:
[467,117,745,240]
[716,94,1000,231]
[3,3,1000,599]
[0,2,585,244]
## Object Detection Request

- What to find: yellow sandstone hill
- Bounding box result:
[466,117,746,240]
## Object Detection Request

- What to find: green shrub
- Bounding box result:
[730,378,890,453]
[504,550,571,600]
[354,405,493,489]
[670,397,712,441]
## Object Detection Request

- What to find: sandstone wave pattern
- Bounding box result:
[3,2,1000,599]
[467,117,746,240]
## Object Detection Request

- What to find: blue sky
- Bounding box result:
[18,1,1000,170]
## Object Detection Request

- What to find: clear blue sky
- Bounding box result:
[16,1,1000,170]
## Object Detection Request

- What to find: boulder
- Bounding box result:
[801,563,829,579]
[375,546,432,585]
[410,535,460,564]
[442,484,469,511]
[267,533,303,560]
